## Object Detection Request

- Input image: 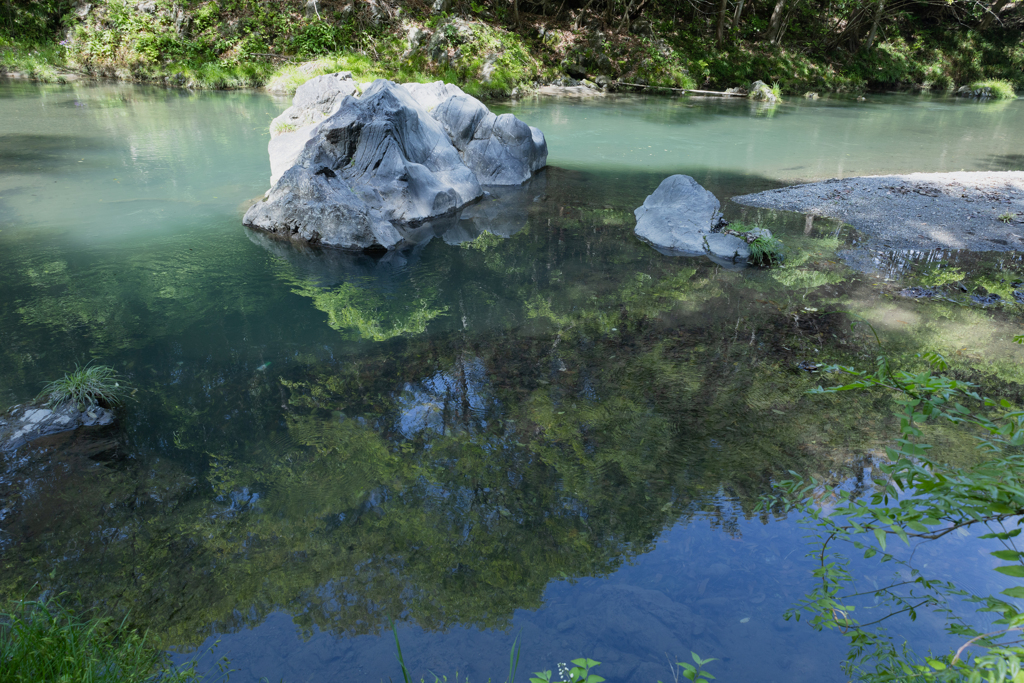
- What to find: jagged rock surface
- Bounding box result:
[268,72,361,186]
[246,73,548,251]
[433,94,547,184]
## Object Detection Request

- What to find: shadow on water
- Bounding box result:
[0,133,107,169]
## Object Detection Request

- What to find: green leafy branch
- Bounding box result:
[758,341,1024,682]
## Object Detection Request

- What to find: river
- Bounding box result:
[1,80,1023,682]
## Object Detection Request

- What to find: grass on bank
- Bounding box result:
[969,78,1017,99]
[0,598,201,683]
[0,38,68,83]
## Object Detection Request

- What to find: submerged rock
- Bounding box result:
[898,286,939,299]
[971,292,1002,306]
[956,85,996,99]
[246,74,547,251]
[0,403,115,453]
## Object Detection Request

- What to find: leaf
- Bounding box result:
[873,527,887,551]
[1002,587,1024,599]
[995,565,1024,577]
[927,658,947,671]
[991,550,1024,562]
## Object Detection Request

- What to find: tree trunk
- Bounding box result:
[716,0,729,44]
[980,0,1012,28]
[863,0,885,50]
[730,0,746,30]
[618,0,636,32]
[513,0,519,25]
[766,0,787,43]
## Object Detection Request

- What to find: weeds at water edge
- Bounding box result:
[0,598,205,683]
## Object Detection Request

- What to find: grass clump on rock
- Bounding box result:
[39,363,129,410]
[723,224,785,266]
[0,598,200,683]
[968,79,1016,99]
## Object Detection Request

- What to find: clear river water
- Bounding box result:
[2,81,1024,682]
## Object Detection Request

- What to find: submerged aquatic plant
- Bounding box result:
[0,598,202,682]
[748,234,784,266]
[39,363,129,409]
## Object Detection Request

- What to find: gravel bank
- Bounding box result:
[732,171,1024,252]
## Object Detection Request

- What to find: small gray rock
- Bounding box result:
[634,175,723,254]
[703,232,750,262]
[406,26,429,53]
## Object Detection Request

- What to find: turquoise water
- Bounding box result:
[2,81,1024,682]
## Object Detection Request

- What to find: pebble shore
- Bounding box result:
[732,171,1024,253]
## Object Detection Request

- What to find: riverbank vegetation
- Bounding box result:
[0,0,1020,95]
[0,598,202,682]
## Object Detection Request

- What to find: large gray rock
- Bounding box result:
[0,403,115,453]
[246,79,483,250]
[249,74,548,251]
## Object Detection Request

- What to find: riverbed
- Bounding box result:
[1,81,1023,682]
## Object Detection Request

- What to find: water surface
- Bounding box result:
[2,81,1023,682]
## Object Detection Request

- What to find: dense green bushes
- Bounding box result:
[0,0,1019,95]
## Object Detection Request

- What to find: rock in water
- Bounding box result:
[246,73,548,251]
[635,176,718,246]
[748,80,780,103]
[0,403,115,453]
[634,175,763,264]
